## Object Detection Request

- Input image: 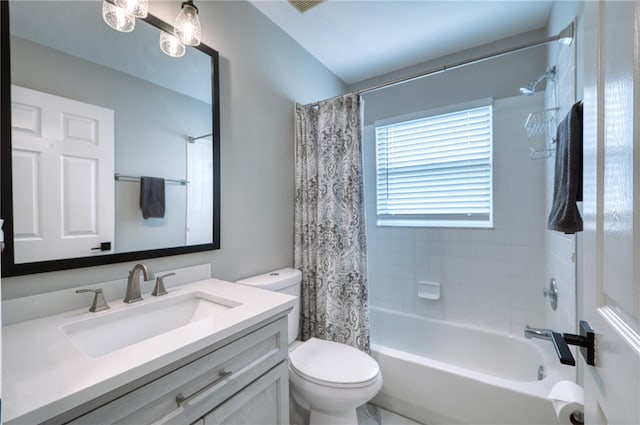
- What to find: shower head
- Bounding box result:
[519,66,557,96]
[519,83,537,96]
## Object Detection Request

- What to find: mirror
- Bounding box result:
[1,1,221,277]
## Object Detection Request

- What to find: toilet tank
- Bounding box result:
[236,268,301,344]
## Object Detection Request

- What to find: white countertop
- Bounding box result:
[3,278,295,424]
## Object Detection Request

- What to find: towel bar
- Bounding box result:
[114,173,189,185]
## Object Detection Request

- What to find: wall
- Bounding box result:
[350,29,548,123]
[2,0,345,299]
[543,0,584,382]
[354,30,553,334]
[364,93,547,334]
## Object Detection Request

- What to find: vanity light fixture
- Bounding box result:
[102,0,203,58]
[102,1,135,33]
[174,0,201,46]
[160,31,186,58]
[115,0,149,18]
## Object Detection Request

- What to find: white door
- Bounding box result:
[11,85,115,263]
[582,2,640,424]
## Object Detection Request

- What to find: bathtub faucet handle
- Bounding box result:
[524,322,596,367]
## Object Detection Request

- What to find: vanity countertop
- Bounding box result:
[2,278,295,424]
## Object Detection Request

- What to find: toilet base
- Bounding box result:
[290,389,310,425]
[290,388,359,425]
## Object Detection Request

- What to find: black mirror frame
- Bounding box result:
[0,2,221,277]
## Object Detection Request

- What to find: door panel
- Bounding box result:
[12,149,41,239]
[62,113,98,144]
[11,102,41,135]
[61,156,97,236]
[583,2,640,424]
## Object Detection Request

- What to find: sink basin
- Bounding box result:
[62,291,240,358]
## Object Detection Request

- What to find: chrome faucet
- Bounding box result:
[524,325,552,341]
[124,263,154,303]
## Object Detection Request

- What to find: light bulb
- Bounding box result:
[160,31,186,58]
[174,1,201,46]
[115,0,148,18]
[102,1,135,33]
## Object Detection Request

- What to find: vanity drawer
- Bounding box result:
[200,360,289,425]
[67,317,287,425]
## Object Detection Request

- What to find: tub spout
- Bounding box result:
[524,325,552,340]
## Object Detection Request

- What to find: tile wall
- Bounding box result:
[544,27,578,336]
[364,93,549,335]
[543,21,580,381]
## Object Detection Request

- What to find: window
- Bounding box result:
[375,102,493,228]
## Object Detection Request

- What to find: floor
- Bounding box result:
[291,396,423,425]
[357,404,424,425]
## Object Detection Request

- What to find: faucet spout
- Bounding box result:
[124,263,154,303]
[524,325,552,341]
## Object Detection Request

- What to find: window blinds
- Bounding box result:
[375,105,493,227]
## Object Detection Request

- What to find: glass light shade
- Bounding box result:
[160,31,186,58]
[102,1,135,33]
[174,2,201,46]
[115,0,149,18]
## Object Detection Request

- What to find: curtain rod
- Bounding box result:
[356,22,574,96]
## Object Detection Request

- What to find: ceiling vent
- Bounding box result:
[288,0,324,13]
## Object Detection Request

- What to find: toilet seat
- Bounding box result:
[289,338,380,389]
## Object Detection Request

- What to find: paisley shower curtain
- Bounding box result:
[294,93,370,353]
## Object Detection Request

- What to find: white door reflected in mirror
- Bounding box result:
[11,85,115,263]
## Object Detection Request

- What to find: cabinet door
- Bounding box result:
[203,362,289,425]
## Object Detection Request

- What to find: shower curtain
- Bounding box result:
[294,93,370,353]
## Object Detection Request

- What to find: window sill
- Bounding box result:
[376,219,494,229]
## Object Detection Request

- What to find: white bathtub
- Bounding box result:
[370,307,563,425]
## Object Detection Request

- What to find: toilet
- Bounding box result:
[236,268,382,425]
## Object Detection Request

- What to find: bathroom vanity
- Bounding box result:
[2,277,295,424]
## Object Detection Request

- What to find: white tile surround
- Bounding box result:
[543,20,580,382]
[544,34,578,336]
[364,93,548,335]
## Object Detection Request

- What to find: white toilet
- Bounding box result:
[236,268,382,425]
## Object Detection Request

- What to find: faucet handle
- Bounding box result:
[76,288,110,312]
[152,273,175,297]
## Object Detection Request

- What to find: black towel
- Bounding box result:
[547,102,583,234]
[140,176,165,219]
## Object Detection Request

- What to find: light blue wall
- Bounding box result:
[2,0,345,299]
[349,28,549,125]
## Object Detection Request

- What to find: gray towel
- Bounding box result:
[140,176,165,219]
[547,102,583,234]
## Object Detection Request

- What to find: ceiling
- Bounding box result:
[249,0,554,85]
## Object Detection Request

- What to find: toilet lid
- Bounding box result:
[289,338,380,387]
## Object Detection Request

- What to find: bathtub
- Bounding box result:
[370,307,564,425]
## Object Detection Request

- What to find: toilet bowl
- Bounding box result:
[289,337,382,424]
[236,268,382,425]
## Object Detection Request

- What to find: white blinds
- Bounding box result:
[375,104,493,227]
